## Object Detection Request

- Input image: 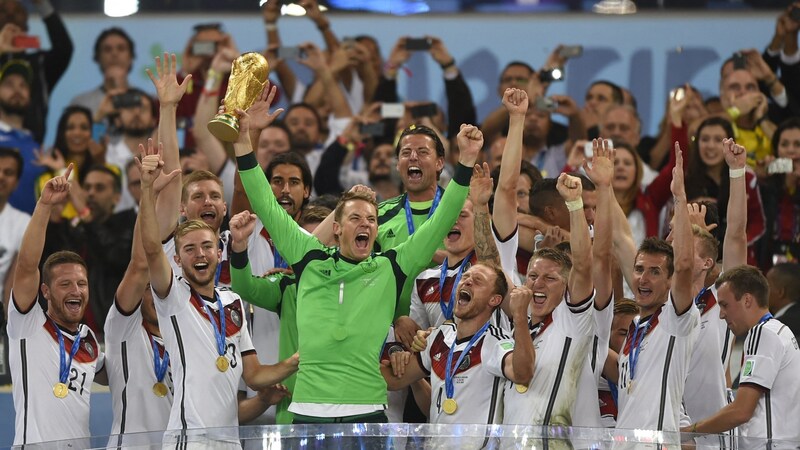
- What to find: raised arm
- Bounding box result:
[114,200,148,314]
[493,88,528,240]
[299,43,352,120]
[584,139,614,308]
[139,142,181,299]
[503,286,535,385]
[557,173,593,303]
[610,189,637,290]
[669,142,694,314]
[721,138,748,271]
[147,53,192,241]
[12,165,73,311]
[471,162,500,266]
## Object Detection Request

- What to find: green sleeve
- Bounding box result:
[395,163,471,276]
[237,153,324,266]
[229,259,283,313]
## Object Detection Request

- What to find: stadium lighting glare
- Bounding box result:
[104,0,138,17]
[593,0,636,14]
[256,2,328,16]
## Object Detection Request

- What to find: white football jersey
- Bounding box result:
[492,224,523,286]
[8,297,102,446]
[574,298,612,428]
[153,275,255,431]
[616,295,700,433]
[104,300,172,446]
[419,322,512,425]
[410,253,478,329]
[503,291,595,426]
[737,318,800,449]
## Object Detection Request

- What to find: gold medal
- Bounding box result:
[152,382,168,397]
[53,382,69,398]
[442,398,458,415]
[216,356,229,372]
[515,384,529,394]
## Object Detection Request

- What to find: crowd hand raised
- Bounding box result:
[229,211,258,251]
[147,53,192,107]
[668,84,689,126]
[297,42,328,73]
[33,148,66,172]
[469,162,494,207]
[299,0,326,25]
[136,139,180,191]
[40,163,74,206]
[556,172,582,202]
[742,49,776,83]
[671,142,686,199]
[386,37,411,72]
[246,83,284,132]
[687,203,717,233]
[427,36,453,67]
[393,316,421,350]
[543,44,568,72]
[550,94,580,118]
[328,45,352,74]
[256,384,290,406]
[584,139,615,187]
[540,226,566,249]
[722,138,747,170]
[730,91,763,116]
[502,88,528,117]
[0,23,23,54]
[456,124,484,168]
[210,45,238,75]
[410,328,433,353]
[566,140,587,171]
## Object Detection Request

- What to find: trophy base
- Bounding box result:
[208,113,240,143]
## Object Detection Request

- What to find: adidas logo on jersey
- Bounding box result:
[386,229,396,238]
[321,269,331,276]
[426,286,435,295]
[433,353,442,362]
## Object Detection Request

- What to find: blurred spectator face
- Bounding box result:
[498,64,531,97]
[522,108,551,146]
[697,124,727,168]
[487,137,505,171]
[368,143,395,181]
[720,69,758,107]
[396,133,443,195]
[516,173,532,214]
[613,147,638,192]
[777,126,800,161]
[180,150,211,175]
[119,95,154,138]
[356,36,382,76]
[64,112,92,155]
[97,33,133,73]
[285,106,321,150]
[269,163,309,219]
[256,126,291,170]
[0,73,29,116]
[126,163,141,205]
[83,170,120,220]
[0,154,20,200]
[0,0,28,31]
[582,189,597,227]
[600,106,640,148]
[584,83,616,118]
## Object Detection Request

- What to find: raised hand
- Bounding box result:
[584,138,615,187]
[136,139,180,190]
[687,203,718,233]
[33,148,66,172]
[261,0,280,23]
[297,42,327,73]
[299,0,326,25]
[427,36,453,68]
[0,23,22,54]
[469,162,494,207]
[386,37,411,73]
[349,184,377,202]
[509,285,533,319]
[722,138,746,170]
[556,172,582,202]
[671,141,686,199]
[229,211,258,252]
[246,82,285,132]
[456,124,484,168]
[146,53,191,107]
[502,88,528,117]
[40,164,74,205]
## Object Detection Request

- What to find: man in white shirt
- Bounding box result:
[0,147,29,312]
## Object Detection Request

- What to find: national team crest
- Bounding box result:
[230,309,242,327]
[85,342,94,358]
[362,260,377,273]
[458,354,471,371]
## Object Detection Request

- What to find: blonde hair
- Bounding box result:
[174,219,218,250]
[181,170,223,203]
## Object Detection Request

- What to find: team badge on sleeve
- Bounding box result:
[742,359,755,377]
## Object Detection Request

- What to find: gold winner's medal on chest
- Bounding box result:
[153,382,168,397]
[442,398,458,415]
[515,384,529,394]
[53,382,69,398]
[216,356,229,372]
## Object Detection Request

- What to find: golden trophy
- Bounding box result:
[207,52,270,142]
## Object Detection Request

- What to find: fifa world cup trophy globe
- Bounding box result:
[207,52,270,142]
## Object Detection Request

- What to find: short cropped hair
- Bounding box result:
[529,178,561,218]
[181,170,223,203]
[529,247,572,281]
[692,225,719,263]
[174,219,218,251]
[636,237,675,277]
[715,265,769,308]
[334,190,378,223]
[614,298,640,316]
[590,80,624,104]
[300,205,332,228]
[395,124,446,159]
[0,146,23,178]
[84,164,122,193]
[474,262,509,301]
[42,251,87,286]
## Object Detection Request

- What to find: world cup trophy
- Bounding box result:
[207,52,270,142]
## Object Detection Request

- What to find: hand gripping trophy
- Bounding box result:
[207,52,270,142]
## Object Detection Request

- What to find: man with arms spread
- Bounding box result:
[235,98,482,422]
[615,143,699,435]
[139,142,297,444]
[8,165,104,446]
[683,265,800,449]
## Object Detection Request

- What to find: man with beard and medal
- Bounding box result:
[8,164,106,447]
[0,59,45,214]
[139,140,298,444]
[235,89,482,422]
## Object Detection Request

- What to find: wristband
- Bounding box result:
[264,22,277,32]
[202,89,220,98]
[691,423,698,433]
[729,167,745,179]
[439,58,456,70]
[726,106,741,121]
[565,198,584,212]
[78,207,91,219]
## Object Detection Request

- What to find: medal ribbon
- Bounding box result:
[438,253,473,321]
[404,187,442,236]
[214,239,225,286]
[273,247,288,269]
[758,312,773,324]
[53,320,82,385]
[628,314,654,384]
[693,286,708,308]
[150,336,170,383]
[444,321,490,401]
[202,291,227,358]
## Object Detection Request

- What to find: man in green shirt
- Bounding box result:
[233,107,483,423]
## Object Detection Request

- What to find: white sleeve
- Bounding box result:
[152,274,191,318]
[739,327,782,390]
[554,290,596,338]
[418,328,441,374]
[594,298,614,344]
[483,327,515,379]
[323,116,352,148]
[6,294,46,339]
[103,300,144,345]
[492,223,521,285]
[409,281,430,330]
[219,159,236,210]
[663,293,700,337]
[238,299,256,354]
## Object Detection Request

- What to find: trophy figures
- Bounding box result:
[207,52,270,142]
